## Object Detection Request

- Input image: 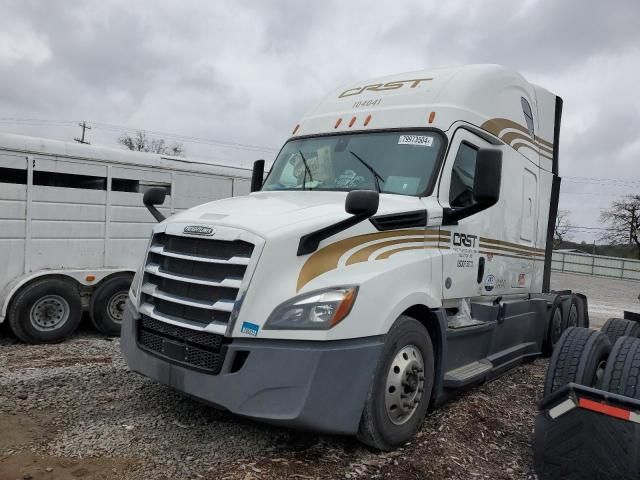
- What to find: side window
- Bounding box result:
[449,142,478,208]
[521,97,535,136]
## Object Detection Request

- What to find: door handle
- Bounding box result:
[477,257,485,284]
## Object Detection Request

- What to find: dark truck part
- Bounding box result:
[534,383,640,480]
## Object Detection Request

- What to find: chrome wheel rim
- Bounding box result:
[30,295,70,331]
[107,292,128,323]
[385,345,425,425]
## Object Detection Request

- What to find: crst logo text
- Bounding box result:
[339,78,431,98]
[452,233,478,248]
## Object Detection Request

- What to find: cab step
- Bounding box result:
[443,359,493,388]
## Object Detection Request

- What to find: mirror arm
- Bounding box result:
[144,203,166,223]
[143,198,167,222]
[442,199,498,226]
[297,213,369,256]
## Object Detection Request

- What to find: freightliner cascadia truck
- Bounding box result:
[122,64,587,449]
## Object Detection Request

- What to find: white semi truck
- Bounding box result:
[122,64,587,449]
[0,133,251,343]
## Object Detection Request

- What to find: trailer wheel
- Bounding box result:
[602,336,640,400]
[601,318,640,345]
[8,278,82,344]
[543,327,611,396]
[357,315,434,451]
[89,275,133,336]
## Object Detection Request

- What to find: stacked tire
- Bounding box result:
[544,318,640,398]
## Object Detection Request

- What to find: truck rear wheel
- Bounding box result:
[543,327,611,396]
[601,318,640,345]
[542,297,565,356]
[602,336,640,400]
[8,278,82,344]
[357,315,434,451]
[89,275,132,336]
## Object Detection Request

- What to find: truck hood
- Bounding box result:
[165,191,426,238]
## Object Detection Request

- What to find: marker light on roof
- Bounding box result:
[334,118,342,129]
[292,124,300,135]
[364,115,372,126]
[429,111,436,124]
[348,116,356,127]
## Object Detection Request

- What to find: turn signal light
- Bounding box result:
[86,275,96,282]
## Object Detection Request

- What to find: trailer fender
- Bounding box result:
[0,268,133,322]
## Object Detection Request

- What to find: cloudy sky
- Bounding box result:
[1,0,639,242]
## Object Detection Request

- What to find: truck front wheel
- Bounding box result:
[357,315,434,451]
[8,278,82,344]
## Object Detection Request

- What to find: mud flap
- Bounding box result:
[534,383,640,480]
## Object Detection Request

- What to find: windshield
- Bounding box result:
[262,130,444,196]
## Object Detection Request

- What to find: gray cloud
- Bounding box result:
[0,0,638,241]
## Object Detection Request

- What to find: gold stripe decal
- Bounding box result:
[297,229,441,291]
[480,118,554,160]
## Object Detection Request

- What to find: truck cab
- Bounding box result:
[121,64,574,450]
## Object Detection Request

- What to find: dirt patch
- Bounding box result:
[0,413,45,450]
[0,454,134,480]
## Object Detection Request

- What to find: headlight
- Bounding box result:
[264,286,358,330]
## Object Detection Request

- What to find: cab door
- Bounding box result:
[438,130,505,300]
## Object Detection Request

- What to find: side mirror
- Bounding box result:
[443,148,502,225]
[345,190,379,217]
[472,148,502,207]
[251,159,265,192]
[143,187,167,222]
[297,190,379,256]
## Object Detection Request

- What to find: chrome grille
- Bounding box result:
[139,232,255,331]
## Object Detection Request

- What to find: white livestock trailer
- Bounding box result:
[0,132,252,343]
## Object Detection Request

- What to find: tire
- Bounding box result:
[8,278,82,344]
[602,336,640,400]
[542,297,565,357]
[543,327,611,396]
[574,294,589,328]
[357,315,435,451]
[565,296,580,330]
[89,275,132,336]
[601,318,640,345]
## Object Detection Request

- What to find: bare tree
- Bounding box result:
[118,130,185,157]
[599,194,640,259]
[554,209,572,248]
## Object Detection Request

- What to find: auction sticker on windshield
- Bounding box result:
[398,135,434,147]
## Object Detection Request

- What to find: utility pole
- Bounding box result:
[74,121,91,144]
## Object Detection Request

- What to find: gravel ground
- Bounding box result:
[1,271,636,480]
[0,331,546,480]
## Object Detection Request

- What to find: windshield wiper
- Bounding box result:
[299,150,313,191]
[349,150,384,193]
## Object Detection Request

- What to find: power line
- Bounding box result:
[0,117,279,153]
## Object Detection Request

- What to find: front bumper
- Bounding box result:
[120,301,384,435]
